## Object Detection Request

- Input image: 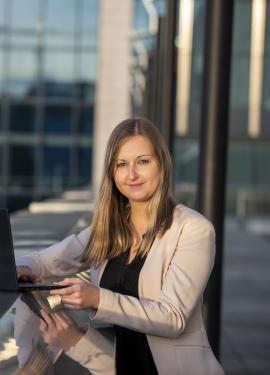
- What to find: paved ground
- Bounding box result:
[220,219,270,375]
[0,188,269,374]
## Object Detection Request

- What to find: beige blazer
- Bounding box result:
[17,204,225,375]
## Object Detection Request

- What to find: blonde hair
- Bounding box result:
[81,118,175,266]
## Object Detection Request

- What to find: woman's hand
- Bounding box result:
[16,265,36,282]
[39,309,84,352]
[50,278,100,311]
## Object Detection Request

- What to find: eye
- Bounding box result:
[116,161,127,167]
[138,159,150,164]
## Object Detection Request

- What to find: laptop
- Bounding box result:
[0,208,68,291]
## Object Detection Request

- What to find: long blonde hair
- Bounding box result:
[81,118,175,266]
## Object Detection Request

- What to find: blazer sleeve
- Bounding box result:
[16,227,90,281]
[65,326,115,374]
[90,216,215,338]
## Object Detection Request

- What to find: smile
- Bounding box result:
[128,183,144,189]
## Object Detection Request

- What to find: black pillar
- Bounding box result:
[157,0,178,153]
[197,0,234,358]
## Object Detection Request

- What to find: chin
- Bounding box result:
[129,195,151,203]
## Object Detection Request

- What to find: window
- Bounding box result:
[43,145,71,189]
[44,105,72,134]
[9,145,35,187]
[10,105,36,132]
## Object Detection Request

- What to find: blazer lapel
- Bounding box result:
[139,207,183,299]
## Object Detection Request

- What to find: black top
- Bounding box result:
[100,250,158,375]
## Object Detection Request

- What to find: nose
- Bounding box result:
[128,164,138,180]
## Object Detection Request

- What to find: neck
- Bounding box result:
[129,201,148,235]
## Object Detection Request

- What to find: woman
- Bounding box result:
[17,118,225,375]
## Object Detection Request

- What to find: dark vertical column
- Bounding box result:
[197,0,234,358]
[158,0,178,152]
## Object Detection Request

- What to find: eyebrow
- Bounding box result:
[115,154,153,161]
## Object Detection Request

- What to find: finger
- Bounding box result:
[50,286,76,297]
[63,304,81,310]
[58,278,81,286]
[53,311,75,328]
[40,309,55,326]
[56,310,73,323]
[39,319,47,332]
[60,296,81,306]
[49,312,68,329]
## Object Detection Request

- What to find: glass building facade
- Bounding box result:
[0,0,98,211]
[131,0,270,219]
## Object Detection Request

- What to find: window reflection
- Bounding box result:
[8,51,36,98]
[0,0,4,25]
[46,0,80,48]
[78,146,91,184]
[43,81,76,101]
[0,146,3,174]
[78,105,93,134]
[80,52,97,82]
[43,146,70,189]
[0,53,3,91]
[10,104,36,132]
[0,0,97,210]
[9,145,35,187]
[44,52,74,83]
[12,0,39,30]
[81,0,99,47]
[261,1,270,136]
[44,105,72,134]
[0,105,2,129]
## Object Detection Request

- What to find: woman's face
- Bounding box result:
[113,135,161,205]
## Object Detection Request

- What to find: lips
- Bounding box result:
[128,183,144,189]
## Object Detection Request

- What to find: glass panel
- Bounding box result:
[0,105,2,130]
[173,140,198,206]
[155,0,166,15]
[227,142,270,217]
[77,145,91,184]
[9,145,35,187]
[80,52,96,82]
[44,105,72,134]
[0,1,4,26]
[78,105,93,134]
[81,0,99,47]
[11,0,39,30]
[46,0,76,47]
[0,53,3,95]
[10,0,40,46]
[44,51,74,83]
[229,1,251,140]
[8,50,36,98]
[10,104,36,132]
[0,0,5,47]
[0,146,3,175]
[42,81,76,100]
[227,0,270,220]
[134,1,149,29]
[189,0,206,137]
[42,145,71,189]
[261,1,270,136]
[131,0,166,115]
[76,81,95,103]
[173,0,205,207]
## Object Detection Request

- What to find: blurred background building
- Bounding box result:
[0,0,269,373]
[0,0,97,211]
[1,0,270,219]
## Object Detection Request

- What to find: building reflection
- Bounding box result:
[0,0,98,211]
[131,0,270,219]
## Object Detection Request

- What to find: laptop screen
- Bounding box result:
[0,209,19,290]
